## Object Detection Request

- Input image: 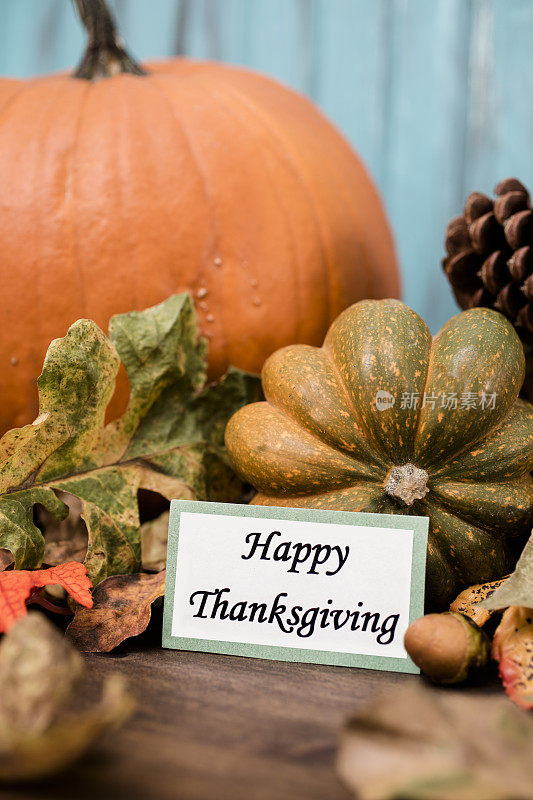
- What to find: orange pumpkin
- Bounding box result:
[0,0,399,434]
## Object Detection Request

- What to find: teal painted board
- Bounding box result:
[465,0,533,194]
[111,0,182,61]
[170,0,248,62]
[313,0,390,190]
[0,0,82,76]
[383,0,471,332]
[241,0,315,93]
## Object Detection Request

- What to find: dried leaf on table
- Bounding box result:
[0,550,13,572]
[337,682,533,800]
[141,510,169,572]
[450,576,509,626]
[40,491,88,566]
[482,533,533,610]
[0,562,93,633]
[492,605,533,711]
[67,570,165,652]
[0,612,134,782]
[0,610,83,740]
[0,293,261,585]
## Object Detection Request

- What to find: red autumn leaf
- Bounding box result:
[0,562,93,634]
[492,605,533,711]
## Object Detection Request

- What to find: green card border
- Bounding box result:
[162,500,428,674]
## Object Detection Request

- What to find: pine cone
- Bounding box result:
[443,177,533,346]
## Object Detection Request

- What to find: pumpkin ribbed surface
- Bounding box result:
[225,300,533,609]
[0,59,398,434]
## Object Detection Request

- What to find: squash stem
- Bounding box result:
[73,0,146,80]
[384,463,429,507]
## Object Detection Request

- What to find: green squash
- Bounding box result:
[225,300,533,609]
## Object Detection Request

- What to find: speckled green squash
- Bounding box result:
[225,300,533,610]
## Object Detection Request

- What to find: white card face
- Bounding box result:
[163,502,428,673]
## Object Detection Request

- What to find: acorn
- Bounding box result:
[404,611,491,684]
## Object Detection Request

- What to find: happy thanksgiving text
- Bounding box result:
[187,530,400,645]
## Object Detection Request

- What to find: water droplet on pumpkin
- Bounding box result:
[213,257,223,267]
[242,260,249,268]
[10,356,18,366]
[199,300,208,310]
[197,287,208,299]
[251,278,258,288]
[252,297,261,307]
[206,313,215,322]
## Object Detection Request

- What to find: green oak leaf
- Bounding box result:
[0,294,260,584]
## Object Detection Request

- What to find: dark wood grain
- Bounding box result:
[3,635,499,800]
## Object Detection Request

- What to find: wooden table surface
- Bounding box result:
[4,628,498,800]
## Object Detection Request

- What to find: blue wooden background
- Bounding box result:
[1,0,531,334]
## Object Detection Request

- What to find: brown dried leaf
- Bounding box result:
[67,570,165,652]
[337,683,533,800]
[450,577,509,626]
[0,612,83,743]
[141,510,169,572]
[0,673,134,783]
[0,612,134,782]
[0,550,14,572]
[40,491,88,566]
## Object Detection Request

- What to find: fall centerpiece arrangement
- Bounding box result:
[0,0,532,790]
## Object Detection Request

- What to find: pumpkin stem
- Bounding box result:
[73,0,147,80]
[384,463,429,507]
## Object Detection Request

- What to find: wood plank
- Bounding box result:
[169,0,249,63]
[111,0,183,61]
[465,0,533,194]
[0,644,410,800]
[383,0,472,328]
[241,0,315,93]
[313,0,390,189]
[0,634,500,800]
[0,0,82,77]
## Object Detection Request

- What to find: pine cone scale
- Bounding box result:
[478,251,510,295]
[508,246,533,282]
[504,209,533,249]
[469,211,506,254]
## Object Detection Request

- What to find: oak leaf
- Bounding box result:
[40,492,88,566]
[450,576,508,627]
[0,612,134,782]
[67,570,165,652]
[492,605,533,711]
[0,294,260,584]
[141,510,169,572]
[0,562,93,634]
[472,534,533,710]
[0,551,13,572]
[337,683,533,800]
